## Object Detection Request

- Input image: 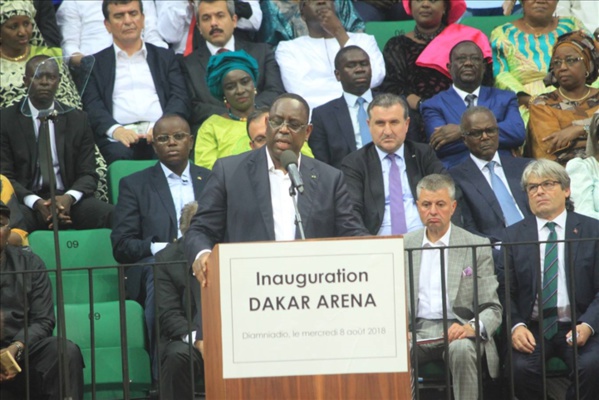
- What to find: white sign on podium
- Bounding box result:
[218,238,408,379]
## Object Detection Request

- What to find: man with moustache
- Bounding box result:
[499,159,599,400]
[185,93,369,286]
[309,45,376,169]
[181,0,284,128]
[421,40,525,168]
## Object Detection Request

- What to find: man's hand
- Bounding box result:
[502,0,515,15]
[517,94,531,108]
[317,7,349,46]
[193,252,211,288]
[194,339,204,357]
[69,52,85,68]
[566,324,593,347]
[406,94,422,111]
[113,127,142,147]
[429,124,462,150]
[0,345,21,382]
[33,198,53,227]
[146,127,154,144]
[512,325,536,354]
[446,322,475,342]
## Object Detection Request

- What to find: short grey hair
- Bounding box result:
[521,159,570,191]
[194,0,235,17]
[180,201,199,235]
[416,174,456,201]
[460,106,497,135]
[367,93,409,120]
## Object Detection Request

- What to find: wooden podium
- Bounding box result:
[202,237,411,399]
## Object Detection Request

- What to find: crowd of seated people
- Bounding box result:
[1,0,598,398]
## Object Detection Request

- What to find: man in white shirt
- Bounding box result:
[499,159,599,400]
[82,0,189,165]
[275,0,385,111]
[403,173,502,400]
[556,0,598,32]
[450,106,532,244]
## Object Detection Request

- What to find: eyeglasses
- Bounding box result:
[154,132,191,144]
[526,180,561,194]
[268,118,307,133]
[453,55,484,64]
[463,127,499,139]
[550,57,584,70]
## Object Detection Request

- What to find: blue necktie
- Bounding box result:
[542,222,558,340]
[487,161,522,226]
[356,97,371,147]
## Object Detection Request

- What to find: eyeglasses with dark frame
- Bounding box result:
[463,127,499,140]
[268,118,307,133]
[550,56,584,70]
[154,132,191,144]
[526,180,561,194]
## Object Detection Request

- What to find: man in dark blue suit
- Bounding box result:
[309,45,374,169]
[498,159,599,400]
[186,93,369,285]
[450,106,532,244]
[422,41,525,169]
[111,114,210,379]
[83,0,189,165]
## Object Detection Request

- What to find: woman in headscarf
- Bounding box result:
[527,31,599,165]
[380,0,492,142]
[491,0,594,124]
[0,0,80,109]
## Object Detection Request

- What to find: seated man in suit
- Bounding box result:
[404,174,502,400]
[111,114,210,378]
[499,159,599,400]
[156,201,204,399]
[0,201,84,399]
[247,106,269,150]
[309,45,374,169]
[341,94,454,236]
[275,0,384,111]
[83,0,189,165]
[181,0,285,128]
[0,56,113,233]
[422,40,525,168]
[450,106,532,244]
[185,93,369,286]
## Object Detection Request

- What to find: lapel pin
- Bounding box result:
[311,174,317,179]
[197,176,202,180]
[573,228,578,234]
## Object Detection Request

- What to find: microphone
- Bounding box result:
[281,150,304,194]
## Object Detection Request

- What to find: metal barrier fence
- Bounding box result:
[2,236,595,399]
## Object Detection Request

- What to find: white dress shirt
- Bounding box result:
[107,43,163,138]
[343,89,373,149]
[267,152,298,241]
[276,32,385,111]
[205,36,236,56]
[151,162,195,255]
[374,145,423,235]
[24,100,83,209]
[469,152,524,218]
[56,0,167,58]
[453,85,481,107]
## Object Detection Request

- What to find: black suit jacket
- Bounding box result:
[181,39,285,126]
[309,95,357,169]
[83,43,189,145]
[184,147,369,264]
[450,154,532,243]
[499,212,599,333]
[111,162,210,264]
[0,100,98,202]
[155,241,202,342]
[340,141,463,235]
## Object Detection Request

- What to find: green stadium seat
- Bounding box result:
[365,20,416,51]
[460,15,519,37]
[58,301,152,399]
[108,160,156,204]
[28,229,120,304]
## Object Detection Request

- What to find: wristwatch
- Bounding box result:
[468,321,477,335]
[11,341,24,361]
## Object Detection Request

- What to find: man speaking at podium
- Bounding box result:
[185,93,369,286]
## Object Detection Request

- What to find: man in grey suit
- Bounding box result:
[186,93,369,285]
[403,174,502,400]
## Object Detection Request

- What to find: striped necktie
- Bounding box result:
[542,222,558,340]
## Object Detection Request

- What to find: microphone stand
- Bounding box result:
[289,184,306,240]
[38,110,73,400]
